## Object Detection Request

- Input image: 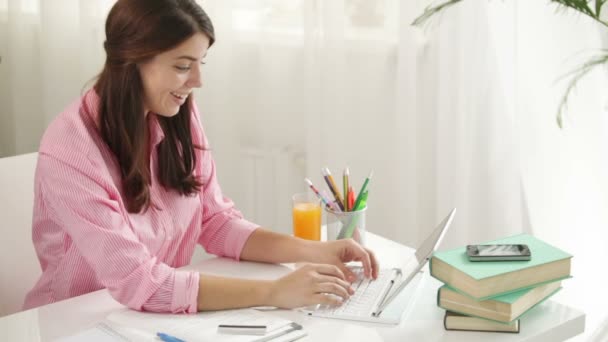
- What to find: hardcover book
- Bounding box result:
[438,281,561,322]
[430,234,571,300]
[444,311,520,333]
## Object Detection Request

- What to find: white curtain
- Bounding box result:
[0,0,522,247]
[197,0,525,250]
[0,0,112,156]
[515,2,608,340]
[396,1,523,249]
[1,1,607,337]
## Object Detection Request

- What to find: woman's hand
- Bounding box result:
[305,239,379,282]
[267,263,355,309]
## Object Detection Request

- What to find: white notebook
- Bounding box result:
[53,322,131,341]
[55,309,306,342]
[54,308,306,342]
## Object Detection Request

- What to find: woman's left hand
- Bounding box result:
[307,239,379,282]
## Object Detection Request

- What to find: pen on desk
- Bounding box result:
[218,324,268,335]
[157,332,186,342]
[343,167,350,211]
[322,167,345,211]
[256,323,303,342]
[304,178,332,210]
[352,170,373,211]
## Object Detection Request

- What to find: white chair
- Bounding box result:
[0,153,40,317]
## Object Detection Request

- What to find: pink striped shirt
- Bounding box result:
[23,89,259,313]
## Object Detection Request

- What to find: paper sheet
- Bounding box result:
[53,322,133,341]
[105,308,303,341]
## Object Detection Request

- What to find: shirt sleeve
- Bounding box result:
[37,153,199,313]
[190,103,260,259]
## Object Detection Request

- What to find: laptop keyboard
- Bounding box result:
[312,267,399,318]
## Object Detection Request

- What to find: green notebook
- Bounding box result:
[430,234,572,300]
[437,280,562,323]
[443,311,520,333]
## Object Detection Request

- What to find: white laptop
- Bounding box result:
[301,208,456,324]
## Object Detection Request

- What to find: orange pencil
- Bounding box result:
[348,186,355,211]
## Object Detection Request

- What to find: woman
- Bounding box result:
[24,0,378,314]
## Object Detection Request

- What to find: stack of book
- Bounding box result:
[430,234,572,333]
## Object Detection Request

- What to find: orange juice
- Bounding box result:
[292,203,321,241]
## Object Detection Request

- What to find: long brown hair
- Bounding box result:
[94,0,215,213]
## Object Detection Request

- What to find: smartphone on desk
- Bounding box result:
[466,244,531,261]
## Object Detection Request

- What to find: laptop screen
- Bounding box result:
[414,208,456,263]
[375,208,456,316]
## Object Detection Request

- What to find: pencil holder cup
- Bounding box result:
[324,206,366,246]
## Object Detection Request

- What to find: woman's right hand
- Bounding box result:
[267,263,355,309]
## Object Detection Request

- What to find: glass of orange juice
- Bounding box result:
[292,192,321,241]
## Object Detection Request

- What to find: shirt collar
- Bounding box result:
[147,113,166,147]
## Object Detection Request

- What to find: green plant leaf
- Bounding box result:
[412,0,608,128]
[412,0,464,26]
[553,0,594,17]
[551,0,608,27]
[556,50,608,128]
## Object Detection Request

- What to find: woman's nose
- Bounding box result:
[188,69,202,88]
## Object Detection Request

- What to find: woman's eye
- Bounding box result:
[175,66,190,71]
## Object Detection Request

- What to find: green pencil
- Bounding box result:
[352,170,373,211]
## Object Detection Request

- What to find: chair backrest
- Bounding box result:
[0,153,40,317]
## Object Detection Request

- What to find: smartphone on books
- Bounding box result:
[466,244,531,261]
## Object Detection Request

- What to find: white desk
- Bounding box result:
[1,233,585,341]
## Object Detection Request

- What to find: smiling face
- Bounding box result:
[139,33,210,117]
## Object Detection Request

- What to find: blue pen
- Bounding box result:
[157,332,186,342]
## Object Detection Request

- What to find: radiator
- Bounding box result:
[238,145,305,234]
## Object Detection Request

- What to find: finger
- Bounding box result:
[335,262,356,283]
[314,264,346,280]
[353,245,373,278]
[365,248,380,279]
[316,275,354,295]
[342,239,373,278]
[313,293,343,307]
[294,262,310,269]
[316,282,350,300]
